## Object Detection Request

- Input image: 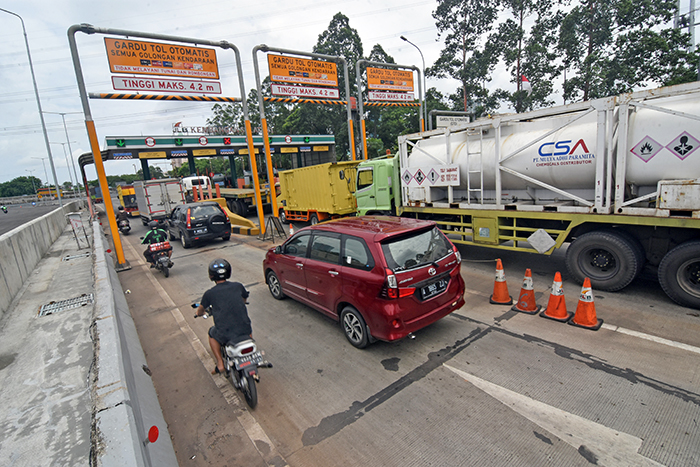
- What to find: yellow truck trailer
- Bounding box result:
[116,184,139,216]
[278,161,359,224]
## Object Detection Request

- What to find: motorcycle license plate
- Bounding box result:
[235,351,263,370]
[421,278,448,300]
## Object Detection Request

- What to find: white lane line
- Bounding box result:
[601,323,700,355]
[123,239,289,467]
[443,364,664,467]
[456,288,700,355]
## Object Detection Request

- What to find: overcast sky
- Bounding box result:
[1,0,467,185]
[1,1,695,186]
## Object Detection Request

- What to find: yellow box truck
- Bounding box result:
[277,161,359,224]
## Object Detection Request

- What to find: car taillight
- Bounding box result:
[186,208,191,229]
[384,268,416,299]
[453,244,461,262]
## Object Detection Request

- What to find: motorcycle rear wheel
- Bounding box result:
[241,373,258,409]
[163,266,169,278]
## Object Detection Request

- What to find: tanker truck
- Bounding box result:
[354,81,700,309]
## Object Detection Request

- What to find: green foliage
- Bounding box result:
[313,13,364,96]
[0,176,42,197]
[366,138,385,159]
[197,5,697,168]
[490,0,563,112]
[430,0,500,113]
[558,0,698,101]
[430,0,698,111]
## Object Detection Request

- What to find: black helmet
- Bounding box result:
[118,206,124,211]
[148,220,159,230]
[208,258,231,281]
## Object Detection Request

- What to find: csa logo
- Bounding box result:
[535,139,594,167]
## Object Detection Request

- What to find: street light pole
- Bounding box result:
[50,141,78,189]
[44,111,82,193]
[25,169,37,199]
[32,157,49,188]
[400,35,428,131]
[0,8,62,207]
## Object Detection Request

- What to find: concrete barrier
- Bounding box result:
[0,200,82,320]
[92,219,177,466]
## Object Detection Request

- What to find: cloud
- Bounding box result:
[1,0,459,184]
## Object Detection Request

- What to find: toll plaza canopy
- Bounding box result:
[78,134,336,177]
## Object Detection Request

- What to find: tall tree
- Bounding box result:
[558,0,697,101]
[430,0,500,113]
[0,176,42,197]
[311,13,365,158]
[492,0,564,112]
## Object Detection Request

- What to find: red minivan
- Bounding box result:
[262,216,466,348]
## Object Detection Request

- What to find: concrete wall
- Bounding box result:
[0,201,82,320]
[92,219,177,466]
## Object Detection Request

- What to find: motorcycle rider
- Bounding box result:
[115,205,129,223]
[195,259,252,375]
[1,205,7,213]
[141,220,172,267]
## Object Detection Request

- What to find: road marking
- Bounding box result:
[601,323,700,355]
[122,239,288,467]
[443,364,664,467]
[456,293,700,355]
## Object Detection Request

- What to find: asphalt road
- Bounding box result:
[0,203,62,236]
[109,217,700,467]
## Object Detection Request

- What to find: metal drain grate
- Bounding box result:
[63,253,91,262]
[38,293,94,317]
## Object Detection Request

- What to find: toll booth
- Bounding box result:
[78,134,336,182]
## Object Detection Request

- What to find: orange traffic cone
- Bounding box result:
[489,259,513,305]
[289,223,294,236]
[568,278,603,330]
[511,268,541,314]
[539,272,573,322]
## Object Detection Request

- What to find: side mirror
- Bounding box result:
[275,246,282,254]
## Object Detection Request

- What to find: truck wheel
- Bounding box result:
[613,229,646,278]
[565,230,640,292]
[309,213,319,225]
[279,209,288,224]
[227,199,238,215]
[658,241,700,309]
[237,200,248,216]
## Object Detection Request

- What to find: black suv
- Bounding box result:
[167,202,231,248]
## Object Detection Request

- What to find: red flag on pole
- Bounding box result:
[521,75,532,96]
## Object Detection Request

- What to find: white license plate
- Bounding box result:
[235,351,263,370]
[421,278,448,300]
[194,228,207,234]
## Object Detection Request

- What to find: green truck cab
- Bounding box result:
[355,155,399,216]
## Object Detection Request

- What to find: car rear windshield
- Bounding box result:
[189,205,221,219]
[381,226,452,271]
